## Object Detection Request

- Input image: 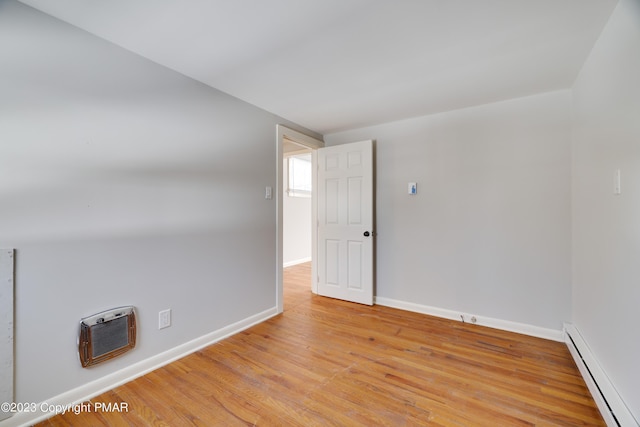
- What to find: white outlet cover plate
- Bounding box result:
[159,309,171,329]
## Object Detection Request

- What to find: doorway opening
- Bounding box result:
[276,125,323,313]
[283,143,312,268]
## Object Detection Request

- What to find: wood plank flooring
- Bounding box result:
[38,263,604,426]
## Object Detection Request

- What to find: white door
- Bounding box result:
[0,249,14,421]
[317,140,374,305]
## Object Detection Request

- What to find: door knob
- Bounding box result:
[364,231,370,237]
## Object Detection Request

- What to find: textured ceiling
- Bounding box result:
[19,0,618,134]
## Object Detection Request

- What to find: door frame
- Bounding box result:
[276,125,323,313]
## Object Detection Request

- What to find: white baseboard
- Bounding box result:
[374,296,564,342]
[1,307,279,427]
[564,323,638,427]
[283,257,311,268]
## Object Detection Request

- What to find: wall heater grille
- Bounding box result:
[79,306,136,368]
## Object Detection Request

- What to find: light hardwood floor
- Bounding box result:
[39,263,604,426]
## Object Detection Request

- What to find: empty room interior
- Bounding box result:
[1,0,639,425]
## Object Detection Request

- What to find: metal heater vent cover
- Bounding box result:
[78,306,136,368]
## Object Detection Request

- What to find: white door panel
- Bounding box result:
[317,140,373,305]
[0,249,14,422]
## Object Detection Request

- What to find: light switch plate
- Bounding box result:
[614,169,621,195]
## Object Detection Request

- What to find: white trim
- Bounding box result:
[276,125,323,313]
[283,257,312,268]
[310,148,319,295]
[374,296,564,342]
[1,307,278,427]
[564,323,638,427]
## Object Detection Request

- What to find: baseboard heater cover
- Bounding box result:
[79,306,136,368]
[564,323,639,427]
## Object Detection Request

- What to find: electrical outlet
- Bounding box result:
[159,309,171,329]
[461,314,478,324]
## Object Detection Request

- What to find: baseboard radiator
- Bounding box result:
[564,324,638,427]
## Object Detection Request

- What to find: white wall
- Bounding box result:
[325,90,573,332]
[572,0,640,421]
[0,1,316,408]
[283,159,312,266]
